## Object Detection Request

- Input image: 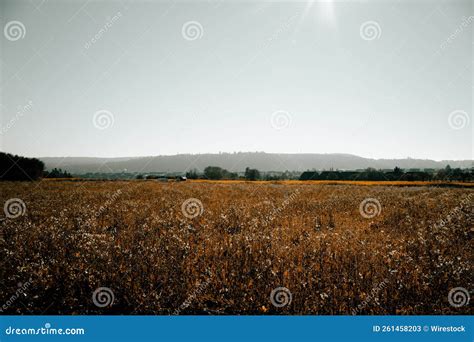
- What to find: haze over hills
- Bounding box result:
[39,153,473,174]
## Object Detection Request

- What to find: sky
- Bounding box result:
[0,0,472,161]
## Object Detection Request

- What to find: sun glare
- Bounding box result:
[299,0,336,27]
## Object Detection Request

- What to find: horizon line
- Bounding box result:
[31,151,474,163]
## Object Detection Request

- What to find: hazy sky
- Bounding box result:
[0,0,472,160]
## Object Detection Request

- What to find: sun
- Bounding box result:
[300,0,336,27]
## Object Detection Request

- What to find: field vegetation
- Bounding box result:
[1,180,472,314]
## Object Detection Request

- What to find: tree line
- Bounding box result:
[186,166,263,181]
[1,152,472,182]
[186,165,473,182]
[0,152,44,180]
[0,152,72,180]
[299,166,473,182]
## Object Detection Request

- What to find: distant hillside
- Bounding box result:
[39,153,473,174]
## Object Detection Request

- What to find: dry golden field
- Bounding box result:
[1,180,472,315]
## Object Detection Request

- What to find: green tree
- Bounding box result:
[44,168,72,178]
[0,152,44,181]
[186,168,199,179]
[204,166,224,180]
[245,167,261,181]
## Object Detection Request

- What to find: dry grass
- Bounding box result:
[190,179,474,187]
[42,178,474,187]
[1,180,472,315]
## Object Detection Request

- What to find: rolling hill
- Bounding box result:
[39,152,473,174]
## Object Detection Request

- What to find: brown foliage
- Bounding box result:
[0,181,472,315]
